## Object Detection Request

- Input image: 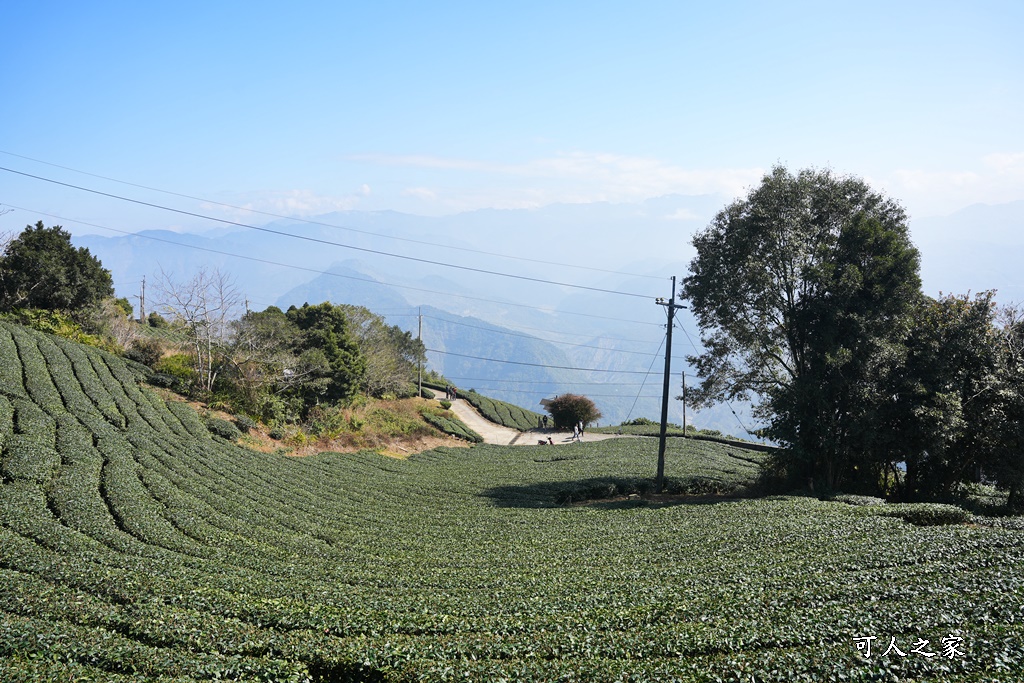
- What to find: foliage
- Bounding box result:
[203,417,242,441]
[981,304,1024,511]
[232,414,257,434]
[153,353,197,392]
[147,311,168,328]
[832,493,887,506]
[884,292,1003,501]
[0,222,113,317]
[542,393,602,429]
[124,337,164,368]
[113,297,133,318]
[340,304,426,398]
[2,309,106,349]
[874,503,971,526]
[439,399,452,410]
[2,318,1024,681]
[286,302,365,405]
[683,166,921,492]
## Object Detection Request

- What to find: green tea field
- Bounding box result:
[2,320,1024,681]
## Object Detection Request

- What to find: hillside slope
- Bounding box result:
[2,321,1024,681]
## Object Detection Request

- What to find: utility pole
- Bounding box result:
[136,276,146,323]
[417,307,423,398]
[655,276,686,492]
[681,372,687,437]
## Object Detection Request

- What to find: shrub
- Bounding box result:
[420,387,435,399]
[146,372,180,390]
[154,354,197,392]
[204,417,242,441]
[148,311,168,328]
[439,399,452,410]
[3,309,106,349]
[877,503,970,526]
[233,414,257,434]
[125,337,164,367]
[832,494,887,506]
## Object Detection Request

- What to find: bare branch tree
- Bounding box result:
[154,267,244,394]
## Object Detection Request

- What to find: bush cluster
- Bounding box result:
[204,417,242,441]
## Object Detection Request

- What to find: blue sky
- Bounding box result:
[2,0,1022,233]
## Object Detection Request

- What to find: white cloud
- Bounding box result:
[402,187,437,200]
[665,208,702,221]
[984,152,1024,173]
[203,189,364,219]
[886,153,1024,217]
[348,151,762,211]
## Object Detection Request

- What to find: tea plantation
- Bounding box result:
[2,320,1024,681]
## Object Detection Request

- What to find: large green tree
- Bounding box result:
[287,302,365,405]
[883,293,1002,501]
[682,167,922,492]
[0,221,113,316]
[340,304,426,398]
[975,303,1024,510]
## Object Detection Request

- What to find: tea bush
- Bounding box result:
[2,319,1023,682]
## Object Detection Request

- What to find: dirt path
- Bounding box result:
[448,400,621,446]
[448,400,522,445]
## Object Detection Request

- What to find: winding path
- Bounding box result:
[447,400,621,446]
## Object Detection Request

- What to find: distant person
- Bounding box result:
[543,415,549,429]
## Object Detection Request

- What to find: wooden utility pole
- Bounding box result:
[655,276,686,492]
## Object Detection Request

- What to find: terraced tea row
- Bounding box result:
[2,321,1024,681]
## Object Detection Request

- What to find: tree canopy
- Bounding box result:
[683,166,922,491]
[544,393,602,429]
[0,221,113,316]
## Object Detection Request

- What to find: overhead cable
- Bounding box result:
[0,149,666,281]
[0,166,658,299]
[2,204,663,327]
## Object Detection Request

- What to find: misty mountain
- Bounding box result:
[66,195,1022,433]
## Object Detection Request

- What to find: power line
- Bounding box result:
[2,204,664,327]
[421,314,687,358]
[451,388,665,399]
[440,376,659,386]
[0,149,666,282]
[623,333,667,424]
[0,165,658,299]
[425,348,663,375]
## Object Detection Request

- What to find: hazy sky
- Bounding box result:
[2,0,1022,234]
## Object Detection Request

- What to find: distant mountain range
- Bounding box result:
[71,195,1024,433]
